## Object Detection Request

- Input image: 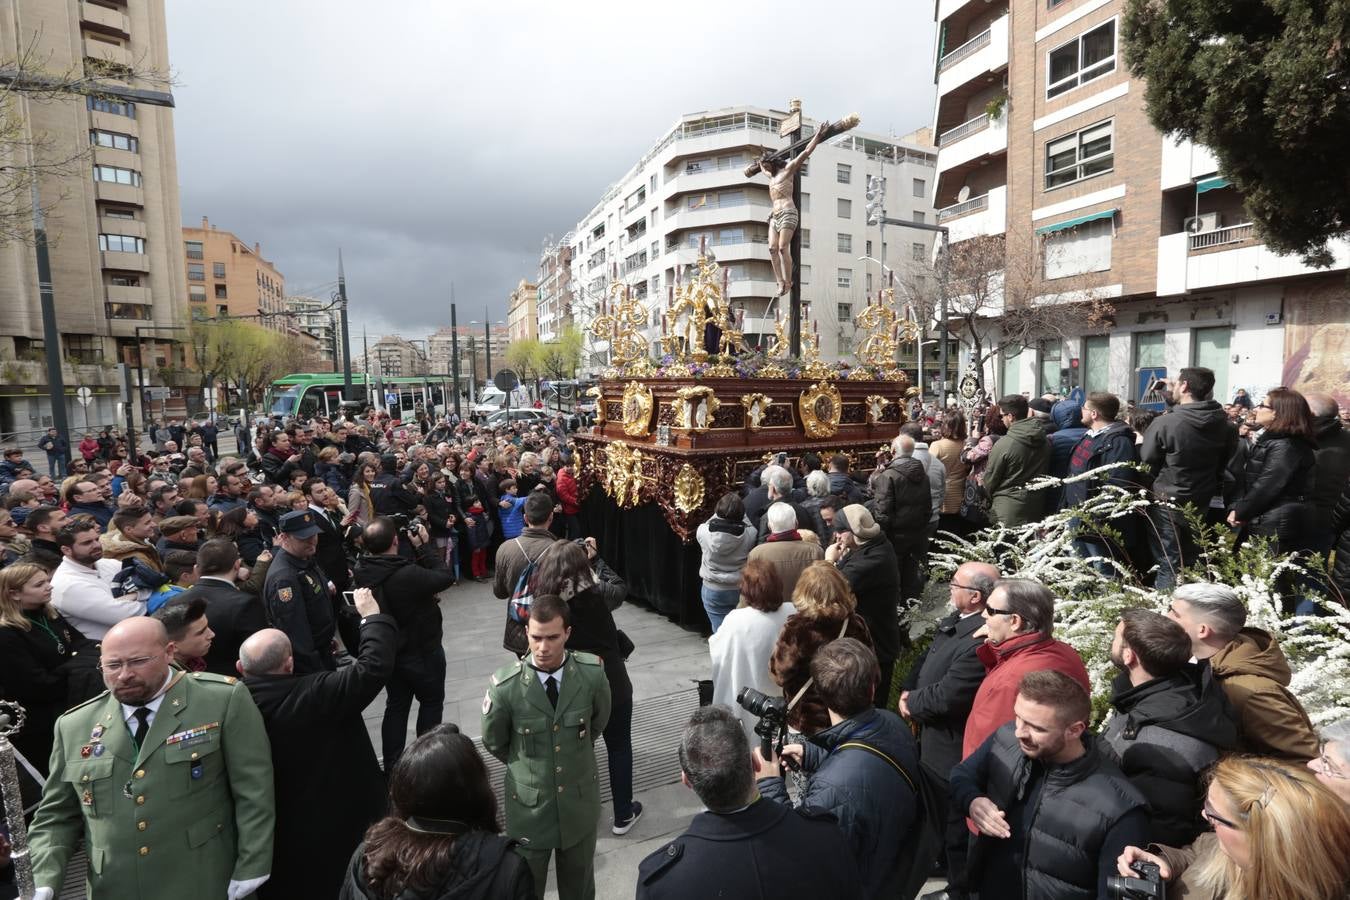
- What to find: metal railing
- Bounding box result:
[1188,222,1255,251]
[684,158,746,175]
[938,113,992,147]
[938,27,992,72]
[937,193,991,222]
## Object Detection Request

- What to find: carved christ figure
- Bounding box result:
[758,122,830,297]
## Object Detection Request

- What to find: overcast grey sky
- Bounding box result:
[167,1,937,341]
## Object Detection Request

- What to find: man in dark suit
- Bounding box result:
[240,587,394,900]
[173,538,269,676]
[301,479,358,653]
[900,560,999,900]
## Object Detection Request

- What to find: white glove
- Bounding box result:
[227,876,270,900]
[34,889,55,900]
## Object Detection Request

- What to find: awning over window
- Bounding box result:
[1195,176,1232,194]
[1035,208,1118,236]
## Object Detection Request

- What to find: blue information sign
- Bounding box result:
[1137,367,1169,411]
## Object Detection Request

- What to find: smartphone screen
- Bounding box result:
[341,591,356,608]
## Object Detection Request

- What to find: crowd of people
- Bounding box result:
[1,366,1349,899]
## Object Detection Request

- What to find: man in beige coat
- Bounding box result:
[748,503,823,605]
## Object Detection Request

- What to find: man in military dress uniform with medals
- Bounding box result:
[482,594,611,900]
[27,616,275,900]
[262,508,336,673]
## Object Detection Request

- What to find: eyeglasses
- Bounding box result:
[1315,743,1347,779]
[1256,402,1272,410]
[951,582,982,593]
[984,606,1016,616]
[1201,803,1240,830]
[97,653,162,674]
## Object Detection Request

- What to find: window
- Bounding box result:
[98,233,144,253]
[1192,326,1231,402]
[837,233,853,253]
[800,161,809,176]
[801,229,811,248]
[212,262,226,278]
[837,333,853,355]
[109,274,140,287]
[913,178,927,199]
[106,303,152,321]
[1039,343,1064,395]
[801,193,811,213]
[87,96,135,118]
[837,198,852,219]
[912,211,925,224]
[912,242,926,262]
[217,305,229,317]
[1043,217,1113,278]
[93,165,141,186]
[801,265,811,284]
[184,241,203,259]
[866,272,874,292]
[1083,334,1110,392]
[215,284,228,299]
[719,228,744,244]
[104,208,135,219]
[91,129,138,152]
[837,164,852,184]
[866,240,873,256]
[1047,20,1117,99]
[837,268,852,289]
[189,285,206,302]
[1001,345,1023,394]
[837,303,852,322]
[1045,120,1114,189]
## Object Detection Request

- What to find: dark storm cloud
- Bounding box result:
[167,1,936,339]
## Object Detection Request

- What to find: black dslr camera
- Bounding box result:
[736,687,794,769]
[1106,861,1164,900]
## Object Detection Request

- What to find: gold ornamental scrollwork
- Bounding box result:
[604,441,646,509]
[798,381,843,439]
[673,464,706,513]
[620,380,654,437]
[864,394,891,426]
[740,393,773,430]
[673,385,720,432]
[587,386,606,426]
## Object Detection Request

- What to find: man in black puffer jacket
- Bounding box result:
[867,434,930,604]
[757,639,921,900]
[1309,394,1350,557]
[951,670,1147,900]
[1101,609,1237,847]
[369,453,420,519]
[353,517,455,770]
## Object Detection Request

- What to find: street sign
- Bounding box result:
[75,386,92,407]
[1137,367,1169,411]
[494,369,520,392]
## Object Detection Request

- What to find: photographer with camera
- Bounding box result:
[353,516,456,770]
[1115,756,1350,900]
[755,638,921,900]
[636,705,860,899]
[950,670,1147,900]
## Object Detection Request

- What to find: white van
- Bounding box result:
[472,385,529,416]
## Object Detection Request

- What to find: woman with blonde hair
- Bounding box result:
[1118,755,1350,900]
[769,561,875,736]
[0,563,101,774]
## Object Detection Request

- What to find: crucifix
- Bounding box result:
[746,100,860,356]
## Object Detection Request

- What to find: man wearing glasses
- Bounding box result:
[27,615,276,900]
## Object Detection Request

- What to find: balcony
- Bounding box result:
[100,250,150,272]
[668,241,772,268]
[1159,136,1222,191]
[93,181,143,206]
[938,185,1007,242]
[726,279,781,301]
[937,13,1009,97]
[105,284,151,304]
[80,2,130,37]
[83,38,131,69]
[89,110,138,136]
[937,111,1007,174]
[665,201,774,233]
[1156,230,1350,295]
[99,216,145,238]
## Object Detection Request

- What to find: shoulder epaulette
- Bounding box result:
[638,840,684,883]
[571,651,603,667]
[62,689,110,715]
[189,671,240,686]
[490,659,524,686]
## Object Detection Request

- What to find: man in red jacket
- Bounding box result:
[555,457,581,539]
[961,578,1090,760]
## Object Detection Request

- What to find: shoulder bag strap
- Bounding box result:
[836,741,917,794]
[786,617,852,713]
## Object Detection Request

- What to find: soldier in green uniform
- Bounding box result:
[482,594,611,900]
[28,616,276,900]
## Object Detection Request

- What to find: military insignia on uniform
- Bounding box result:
[482,690,492,714]
[81,790,93,807]
[167,722,220,745]
[92,743,105,757]
[90,725,104,740]
[80,744,92,758]
[278,587,293,603]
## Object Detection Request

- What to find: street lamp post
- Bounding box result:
[131,324,186,451]
[450,300,461,420]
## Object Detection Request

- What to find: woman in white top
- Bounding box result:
[709,558,796,738]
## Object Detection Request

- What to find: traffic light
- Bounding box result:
[865,175,886,225]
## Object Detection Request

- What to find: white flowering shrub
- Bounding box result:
[929,470,1350,726]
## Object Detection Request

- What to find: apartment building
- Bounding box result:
[283,295,339,370]
[0,0,187,434]
[562,106,939,373]
[182,217,287,330]
[363,335,427,378]
[507,280,539,342]
[427,324,510,395]
[537,239,574,342]
[932,0,1350,403]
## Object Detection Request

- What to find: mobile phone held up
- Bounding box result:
[342,591,357,608]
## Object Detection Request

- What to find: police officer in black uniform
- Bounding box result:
[262,508,336,673]
[370,454,420,518]
[636,706,860,899]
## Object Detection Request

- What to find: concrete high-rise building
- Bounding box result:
[507,279,538,342]
[932,0,1350,402]
[0,0,187,434]
[363,335,427,378]
[537,239,574,342]
[284,295,339,370]
[182,217,286,330]
[562,105,939,374]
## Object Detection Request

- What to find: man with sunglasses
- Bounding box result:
[27,615,276,900]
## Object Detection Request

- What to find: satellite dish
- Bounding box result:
[957,185,972,203]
